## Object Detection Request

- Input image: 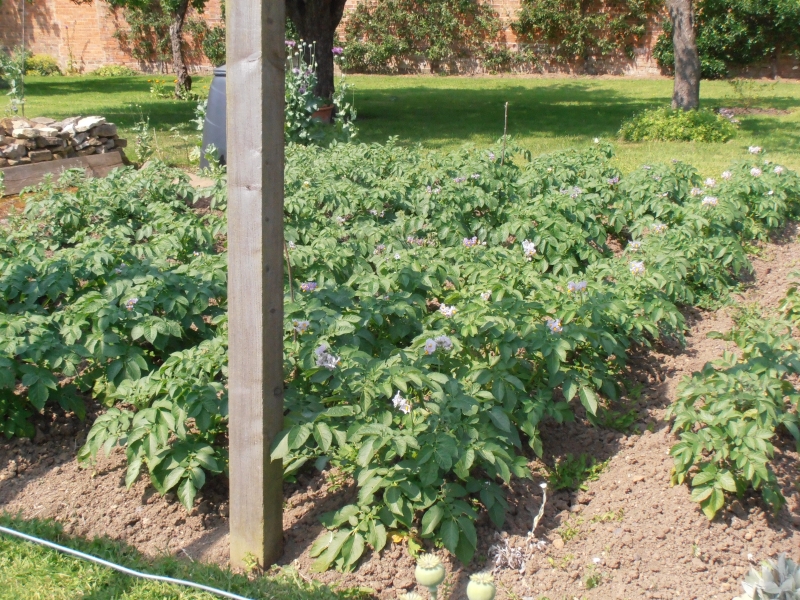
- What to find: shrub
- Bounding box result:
[652,19,728,80]
[619,107,737,143]
[2,142,799,571]
[513,0,660,63]
[25,54,62,76]
[93,64,139,77]
[342,0,504,73]
[201,25,226,67]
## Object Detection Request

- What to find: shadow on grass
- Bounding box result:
[0,514,371,600]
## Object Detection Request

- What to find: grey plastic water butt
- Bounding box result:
[200,65,227,168]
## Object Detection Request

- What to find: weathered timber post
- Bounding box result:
[227,0,285,569]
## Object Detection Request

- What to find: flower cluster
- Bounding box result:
[651,222,668,234]
[125,298,138,311]
[374,244,386,255]
[453,176,467,184]
[424,335,454,355]
[391,391,411,414]
[522,239,536,260]
[627,240,642,252]
[439,304,458,318]
[332,47,344,55]
[607,176,620,185]
[471,173,480,180]
[336,216,347,224]
[774,166,784,175]
[629,261,645,276]
[751,167,763,177]
[315,344,340,370]
[569,187,583,199]
[463,236,479,248]
[300,281,317,292]
[749,146,762,154]
[546,318,562,334]
[480,291,492,301]
[722,171,733,180]
[705,178,716,188]
[293,319,310,334]
[567,280,587,293]
[690,187,702,197]
[369,209,385,217]
[702,196,718,207]
[426,186,441,194]
[406,236,429,246]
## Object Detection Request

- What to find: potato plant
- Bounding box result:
[1,141,798,569]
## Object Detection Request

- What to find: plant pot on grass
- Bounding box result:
[312,104,334,124]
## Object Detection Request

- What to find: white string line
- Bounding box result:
[0,525,254,600]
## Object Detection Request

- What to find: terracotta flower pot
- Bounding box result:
[312,104,334,124]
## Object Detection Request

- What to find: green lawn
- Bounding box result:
[19,73,800,175]
[0,516,365,600]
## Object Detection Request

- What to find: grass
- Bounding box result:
[0,515,368,600]
[16,73,800,175]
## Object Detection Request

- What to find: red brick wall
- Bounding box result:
[0,0,223,74]
[1,0,798,77]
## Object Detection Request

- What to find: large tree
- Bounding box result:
[667,0,700,110]
[99,0,205,95]
[286,0,348,100]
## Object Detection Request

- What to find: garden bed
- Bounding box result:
[1,142,799,599]
[1,228,798,600]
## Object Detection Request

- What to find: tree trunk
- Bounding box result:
[667,0,700,110]
[169,0,192,96]
[286,0,347,101]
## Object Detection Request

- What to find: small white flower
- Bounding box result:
[439,304,458,318]
[292,319,310,334]
[125,298,139,311]
[702,196,718,207]
[705,178,716,188]
[394,253,401,260]
[627,240,642,252]
[651,222,667,234]
[391,391,412,414]
[593,137,600,144]
[722,171,733,180]
[480,291,491,301]
[424,339,438,355]
[749,146,762,154]
[522,239,536,260]
[751,167,763,177]
[774,166,784,175]
[336,216,346,224]
[434,335,453,351]
[567,280,588,293]
[315,345,340,370]
[546,318,562,334]
[287,241,296,249]
[373,244,386,255]
[690,187,702,197]
[768,190,774,196]
[629,261,645,276]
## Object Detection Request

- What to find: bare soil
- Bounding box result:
[3,230,800,600]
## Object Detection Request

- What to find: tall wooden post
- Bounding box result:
[227,0,285,568]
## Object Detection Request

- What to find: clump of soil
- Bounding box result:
[2,229,800,600]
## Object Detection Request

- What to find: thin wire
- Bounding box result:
[0,525,254,600]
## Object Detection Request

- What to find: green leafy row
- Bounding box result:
[669,289,800,519]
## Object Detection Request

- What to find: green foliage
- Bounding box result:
[341,0,505,73]
[200,25,226,67]
[619,107,738,143]
[653,1,800,77]
[92,64,139,77]
[285,41,357,145]
[0,162,228,504]
[0,515,369,600]
[513,0,661,62]
[548,454,608,491]
[25,54,62,77]
[3,140,800,571]
[668,292,800,519]
[0,47,26,112]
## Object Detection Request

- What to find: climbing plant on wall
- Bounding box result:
[341,0,506,73]
[512,0,662,64]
